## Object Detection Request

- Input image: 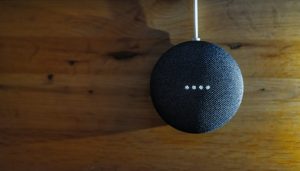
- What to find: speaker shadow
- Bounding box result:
[0,0,173,145]
[86,0,172,136]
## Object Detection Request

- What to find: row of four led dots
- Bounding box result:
[185,85,211,90]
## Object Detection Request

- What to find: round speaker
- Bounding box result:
[150,41,244,133]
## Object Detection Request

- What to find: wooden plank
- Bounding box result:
[142,0,300,42]
[0,0,300,170]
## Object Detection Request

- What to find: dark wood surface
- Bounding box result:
[0,0,300,170]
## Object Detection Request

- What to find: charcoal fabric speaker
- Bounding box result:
[150,41,244,133]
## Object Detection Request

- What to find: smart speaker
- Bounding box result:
[150,0,244,133]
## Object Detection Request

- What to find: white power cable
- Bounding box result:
[193,0,201,41]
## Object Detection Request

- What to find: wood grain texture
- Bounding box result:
[0,0,300,170]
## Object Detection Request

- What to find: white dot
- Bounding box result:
[185,85,190,90]
[206,85,211,90]
[192,85,197,90]
[199,85,204,90]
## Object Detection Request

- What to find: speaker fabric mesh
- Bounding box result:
[150,41,244,133]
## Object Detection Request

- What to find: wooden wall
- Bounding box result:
[0,0,299,170]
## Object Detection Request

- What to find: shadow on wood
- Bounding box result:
[0,0,172,144]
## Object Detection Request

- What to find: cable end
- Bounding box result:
[192,37,201,41]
